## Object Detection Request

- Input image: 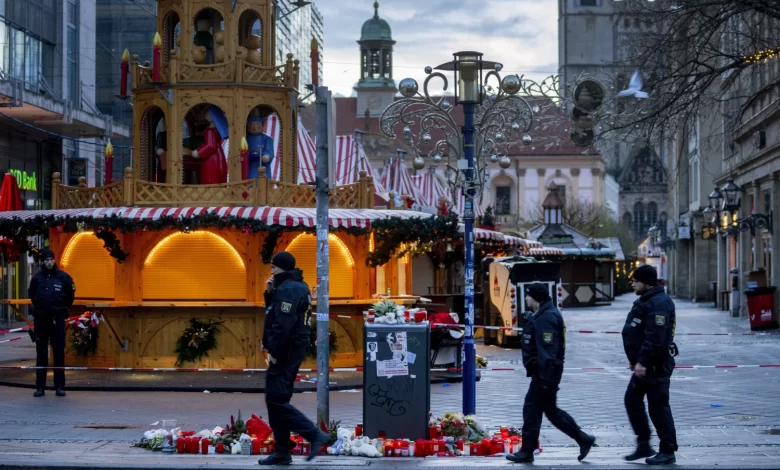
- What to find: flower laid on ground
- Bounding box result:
[476,355,488,368]
[372,299,407,324]
[68,312,101,356]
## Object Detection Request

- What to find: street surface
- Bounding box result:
[1,294,779,468]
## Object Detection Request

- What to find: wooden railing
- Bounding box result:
[132,52,298,88]
[52,168,376,210]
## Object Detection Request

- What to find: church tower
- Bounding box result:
[355,1,396,117]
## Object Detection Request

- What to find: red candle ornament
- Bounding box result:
[176,438,186,454]
[104,140,113,185]
[152,32,162,82]
[119,49,129,96]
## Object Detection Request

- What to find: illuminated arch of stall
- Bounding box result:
[61,231,116,299]
[285,233,355,299]
[142,231,246,300]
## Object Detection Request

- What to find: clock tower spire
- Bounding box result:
[356,1,397,117]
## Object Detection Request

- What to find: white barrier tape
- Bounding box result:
[430,323,779,336]
[0,336,25,344]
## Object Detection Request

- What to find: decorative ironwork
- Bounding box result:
[379,68,562,203]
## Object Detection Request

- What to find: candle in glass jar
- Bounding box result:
[463,442,470,456]
[503,439,511,454]
[355,424,363,436]
[201,438,209,454]
[216,442,224,454]
[176,437,186,454]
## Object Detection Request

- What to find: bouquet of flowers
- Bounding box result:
[476,355,488,368]
[372,300,406,324]
[68,312,102,356]
[439,413,470,439]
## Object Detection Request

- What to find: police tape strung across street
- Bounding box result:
[1,364,778,373]
[0,313,101,336]
[427,322,779,336]
[0,336,26,344]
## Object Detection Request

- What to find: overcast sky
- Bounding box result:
[317,0,559,97]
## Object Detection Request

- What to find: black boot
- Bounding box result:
[646,452,676,465]
[55,388,66,397]
[257,451,292,466]
[577,433,596,461]
[624,441,655,461]
[33,389,45,397]
[506,450,534,463]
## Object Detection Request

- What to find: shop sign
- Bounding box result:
[9,169,37,191]
[678,225,691,239]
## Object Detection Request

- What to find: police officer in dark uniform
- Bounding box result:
[28,249,75,397]
[507,283,595,463]
[622,265,678,465]
[258,251,328,465]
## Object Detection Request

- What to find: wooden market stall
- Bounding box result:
[0,0,425,370]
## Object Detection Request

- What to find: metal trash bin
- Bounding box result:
[363,323,430,440]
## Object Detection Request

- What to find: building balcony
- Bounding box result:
[52,168,377,210]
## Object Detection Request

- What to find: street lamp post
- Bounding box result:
[379,51,552,415]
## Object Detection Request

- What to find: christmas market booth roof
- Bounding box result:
[528,222,618,259]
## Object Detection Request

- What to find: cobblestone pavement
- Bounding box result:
[1,294,779,468]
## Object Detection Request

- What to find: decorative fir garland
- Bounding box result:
[174,318,224,367]
[68,313,100,356]
[0,212,465,265]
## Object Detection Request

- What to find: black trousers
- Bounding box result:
[521,378,583,452]
[625,375,678,454]
[34,313,66,390]
[265,348,318,452]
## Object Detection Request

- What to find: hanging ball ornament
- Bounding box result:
[522,134,533,146]
[399,78,419,98]
[489,154,498,163]
[413,156,426,170]
[424,66,433,74]
[498,156,512,169]
[532,105,540,113]
[422,133,432,143]
[495,131,505,142]
[441,100,452,110]
[511,122,521,131]
[433,153,442,163]
[403,126,411,135]
[500,74,521,95]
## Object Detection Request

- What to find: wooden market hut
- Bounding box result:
[0,0,425,370]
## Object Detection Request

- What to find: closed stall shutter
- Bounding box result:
[142,231,246,300]
[287,233,354,299]
[61,232,116,299]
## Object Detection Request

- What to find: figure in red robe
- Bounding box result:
[191,107,228,184]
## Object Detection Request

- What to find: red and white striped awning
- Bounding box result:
[383,157,425,204]
[503,235,543,248]
[266,116,319,184]
[411,172,448,207]
[333,136,386,192]
[0,207,432,230]
[529,247,565,256]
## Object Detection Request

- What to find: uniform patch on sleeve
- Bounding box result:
[655,314,665,326]
[543,332,553,344]
[281,302,292,313]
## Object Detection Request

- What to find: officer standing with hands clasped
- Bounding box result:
[622,265,678,465]
[507,283,595,463]
[28,248,75,398]
[258,251,328,466]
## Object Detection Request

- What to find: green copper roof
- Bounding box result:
[361,1,393,41]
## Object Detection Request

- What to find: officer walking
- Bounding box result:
[28,249,75,397]
[622,265,678,465]
[258,251,328,465]
[507,283,595,463]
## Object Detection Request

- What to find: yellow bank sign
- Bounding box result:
[10,169,37,191]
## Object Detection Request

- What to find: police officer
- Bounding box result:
[507,283,595,463]
[28,249,75,397]
[622,265,678,465]
[258,251,327,465]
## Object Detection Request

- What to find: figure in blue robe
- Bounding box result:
[246,115,275,179]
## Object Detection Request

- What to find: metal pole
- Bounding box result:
[314,86,331,430]
[462,102,476,416]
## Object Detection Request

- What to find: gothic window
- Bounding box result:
[623,212,633,230]
[495,186,511,215]
[647,202,658,231]
[658,212,668,237]
[633,202,644,237]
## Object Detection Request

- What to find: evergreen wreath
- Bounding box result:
[306,324,338,359]
[68,313,100,356]
[174,318,224,366]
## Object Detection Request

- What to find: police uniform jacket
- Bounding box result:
[263,269,312,360]
[28,265,75,315]
[522,300,566,387]
[622,285,676,379]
